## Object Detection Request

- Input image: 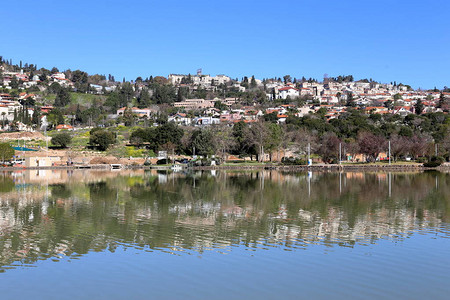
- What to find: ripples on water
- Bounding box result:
[0,170,449,299]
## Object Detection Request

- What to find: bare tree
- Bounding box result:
[389,134,409,161]
[408,133,433,159]
[317,132,341,163]
[212,125,236,161]
[245,121,269,162]
[344,139,360,162]
[287,128,318,158]
[358,132,386,162]
[440,128,450,158]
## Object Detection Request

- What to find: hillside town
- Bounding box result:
[1,56,450,167]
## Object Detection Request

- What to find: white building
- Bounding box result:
[278,87,299,99]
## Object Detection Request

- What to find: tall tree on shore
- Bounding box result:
[190,128,216,157]
[317,132,341,163]
[358,132,386,162]
[0,143,14,162]
[245,121,270,162]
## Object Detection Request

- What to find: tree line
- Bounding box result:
[120,109,450,163]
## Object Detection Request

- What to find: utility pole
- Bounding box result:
[308,142,311,165]
[389,140,391,165]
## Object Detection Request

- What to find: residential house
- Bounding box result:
[193,116,220,126]
[168,113,191,125]
[278,87,299,99]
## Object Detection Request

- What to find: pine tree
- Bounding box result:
[437,93,445,108]
[32,107,41,128]
[250,76,257,88]
[414,99,424,115]
[75,104,83,124]
[54,88,71,107]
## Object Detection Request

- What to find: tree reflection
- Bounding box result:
[0,170,449,271]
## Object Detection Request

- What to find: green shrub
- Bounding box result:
[0,143,14,162]
[89,129,115,151]
[416,157,427,163]
[125,146,145,157]
[423,161,441,168]
[423,156,444,168]
[157,158,171,165]
[51,132,72,148]
[281,157,307,165]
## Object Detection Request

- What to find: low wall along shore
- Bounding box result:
[1,163,448,172]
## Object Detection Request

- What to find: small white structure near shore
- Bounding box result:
[25,156,61,168]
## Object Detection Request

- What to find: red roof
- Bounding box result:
[56,124,73,130]
[278,87,298,91]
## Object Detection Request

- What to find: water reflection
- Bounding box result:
[0,169,449,271]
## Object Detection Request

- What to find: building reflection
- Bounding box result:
[0,170,449,270]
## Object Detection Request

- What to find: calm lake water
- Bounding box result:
[0,169,449,299]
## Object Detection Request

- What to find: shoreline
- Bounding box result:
[0,163,448,172]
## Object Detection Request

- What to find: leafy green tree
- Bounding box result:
[384,100,393,110]
[47,108,65,128]
[194,87,207,99]
[89,129,115,151]
[105,92,121,111]
[232,121,249,156]
[137,88,151,108]
[190,129,216,157]
[0,143,14,162]
[393,93,403,101]
[75,104,84,124]
[48,82,62,94]
[250,75,257,88]
[263,112,278,123]
[414,99,424,115]
[214,101,227,111]
[122,107,136,126]
[119,82,135,106]
[177,87,189,102]
[151,83,176,104]
[346,92,356,107]
[129,123,184,152]
[71,70,88,84]
[9,76,19,89]
[22,96,35,107]
[51,132,72,148]
[240,77,249,89]
[437,93,446,109]
[265,123,284,161]
[32,106,41,127]
[54,88,71,107]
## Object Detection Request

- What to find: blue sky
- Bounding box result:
[1,0,449,89]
